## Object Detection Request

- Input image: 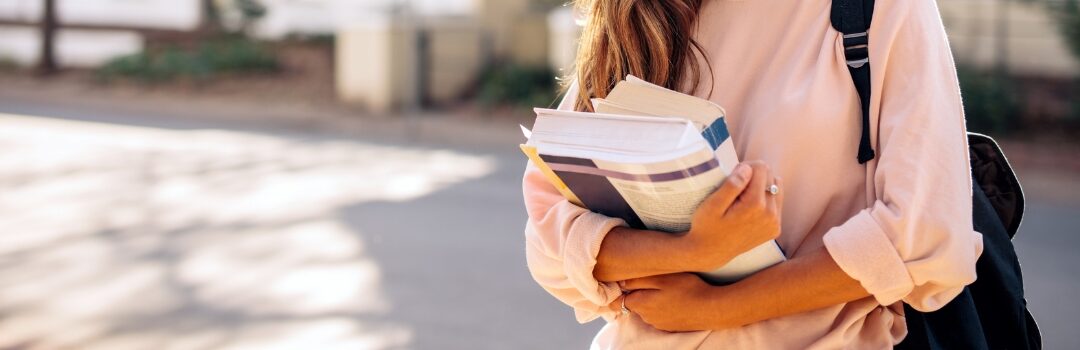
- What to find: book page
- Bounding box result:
[594,147,724,232]
[531,108,702,154]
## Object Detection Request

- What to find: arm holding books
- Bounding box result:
[616,162,872,332]
[593,162,774,282]
[522,80,789,323]
[522,158,777,323]
[619,246,871,332]
[590,227,701,283]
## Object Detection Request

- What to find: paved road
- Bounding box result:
[1012,201,1080,349]
[0,100,1075,349]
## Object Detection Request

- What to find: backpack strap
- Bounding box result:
[831,0,877,164]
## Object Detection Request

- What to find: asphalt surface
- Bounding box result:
[0,97,1075,349]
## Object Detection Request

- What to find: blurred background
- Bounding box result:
[0,0,1076,349]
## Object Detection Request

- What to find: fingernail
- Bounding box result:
[733,164,751,182]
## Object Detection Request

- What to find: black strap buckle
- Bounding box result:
[843,31,869,68]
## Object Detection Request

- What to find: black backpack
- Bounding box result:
[830,0,1043,348]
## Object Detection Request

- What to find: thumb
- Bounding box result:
[703,163,753,215]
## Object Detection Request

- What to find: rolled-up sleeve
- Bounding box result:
[522,80,628,323]
[822,0,984,312]
[523,163,627,323]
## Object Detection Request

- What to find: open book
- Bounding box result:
[521,76,786,284]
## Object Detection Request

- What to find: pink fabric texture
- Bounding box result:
[522,0,984,348]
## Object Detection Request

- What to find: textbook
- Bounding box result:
[521,76,786,284]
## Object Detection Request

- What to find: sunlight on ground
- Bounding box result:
[0,113,496,350]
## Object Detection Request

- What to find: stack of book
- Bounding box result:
[521,76,785,284]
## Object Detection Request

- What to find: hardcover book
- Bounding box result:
[522,76,786,284]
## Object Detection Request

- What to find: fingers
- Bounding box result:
[703,163,753,215]
[765,175,782,215]
[741,161,771,209]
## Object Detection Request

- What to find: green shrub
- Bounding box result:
[476,63,559,109]
[1049,0,1080,61]
[98,36,279,82]
[286,33,335,45]
[957,65,1022,135]
[199,37,278,72]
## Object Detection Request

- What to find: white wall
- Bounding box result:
[0,0,42,22]
[0,26,39,66]
[0,0,201,30]
[0,0,478,67]
[940,0,1080,78]
[0,0,197,67]
[0,26,144,68]
[335,18,419,113]
[250,0,477,39]
[0,0,472,33]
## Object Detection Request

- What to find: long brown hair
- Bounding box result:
[568,0,712,112]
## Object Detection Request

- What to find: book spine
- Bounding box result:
[702,117,731,151]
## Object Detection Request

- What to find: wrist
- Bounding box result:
[699,283,746,329]
[653,230,703,274]
[680,228,736,273]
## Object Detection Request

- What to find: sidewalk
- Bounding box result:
[0,98,598,349]
[0,72,530,150]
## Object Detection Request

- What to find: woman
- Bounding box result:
[523,0,984,348]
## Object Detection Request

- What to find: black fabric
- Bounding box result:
[831,0,877,163]
[830,0,874,33]
[895,161,1041,349]
[830,1,1042,348]
[969,134,1026,237]
[896,288,990,350]
[850,65,876,163]
[965,134,1041,349]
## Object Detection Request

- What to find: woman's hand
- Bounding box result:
[683,161,784,272]
[592,161,783,282]
[618,273,734,332]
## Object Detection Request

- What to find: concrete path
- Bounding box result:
[0,98,1075,349]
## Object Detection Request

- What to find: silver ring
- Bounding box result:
[620,296,630,317]
[767,184,780,196]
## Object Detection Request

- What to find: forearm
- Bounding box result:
[706,246,870,328]
[594,227,695,282]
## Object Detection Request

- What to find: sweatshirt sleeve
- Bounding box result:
[522,81,629,323]
[821,0,985,312]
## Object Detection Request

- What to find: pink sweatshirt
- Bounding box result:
[522,0,985,348]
